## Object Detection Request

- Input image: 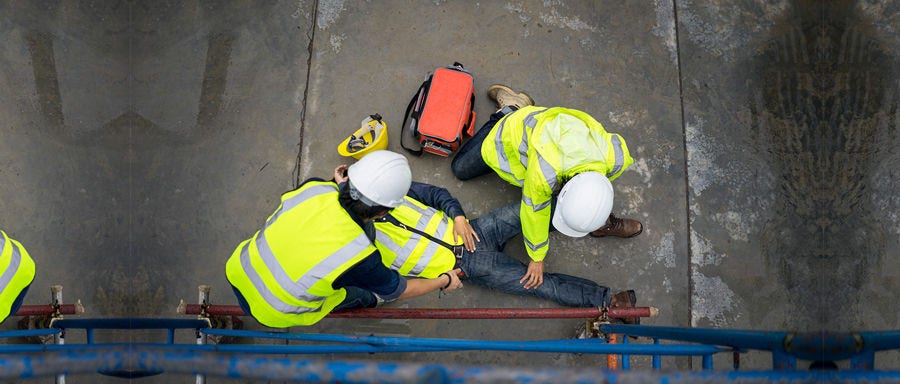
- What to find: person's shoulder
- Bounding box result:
[299,177,328,186]
[296,177,340,190]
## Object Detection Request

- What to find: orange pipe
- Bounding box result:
[607,333,619,369]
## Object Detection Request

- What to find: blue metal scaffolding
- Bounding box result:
[2,314,900,382]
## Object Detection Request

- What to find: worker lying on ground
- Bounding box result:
[341,168,639,324]
[0,229,35,323]
[451,85,643,289]
[226,150,462,328]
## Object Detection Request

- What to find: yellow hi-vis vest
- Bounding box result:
[480,106,633,262]
[374,196,458,279]
[0,230,36,322]
[225,181,375,328]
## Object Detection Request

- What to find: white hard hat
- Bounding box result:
[552,172,613,238]
[347,150,412,208]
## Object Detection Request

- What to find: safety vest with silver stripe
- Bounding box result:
[374,196,458,279]
[0,230,36,322]
[480,106,633,262]
[225,181,375,328]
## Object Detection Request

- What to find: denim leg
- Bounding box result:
[469,202,522,252]
[459,251,610,307]
[451,109,511,180]
[334,286,377,310]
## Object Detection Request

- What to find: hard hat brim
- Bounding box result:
[552,209,589,238]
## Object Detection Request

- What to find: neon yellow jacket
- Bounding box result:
[0,230,36,322]
[374,196,459,279]
[225,181,375,328]
[481,106,633,262]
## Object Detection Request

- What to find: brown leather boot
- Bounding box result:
[590,213,643,238]
[610,289,639,325]
[487,84,534,109]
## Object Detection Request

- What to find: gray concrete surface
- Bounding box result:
[0,0,897,381]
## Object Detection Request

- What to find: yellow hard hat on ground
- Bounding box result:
[338,114,389,160]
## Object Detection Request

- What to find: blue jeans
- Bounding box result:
[231,285,376,319]
[460,203,610,307]
[334,286,377,310]
[451,108,513,180]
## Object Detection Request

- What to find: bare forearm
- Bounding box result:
[398,270,461,300]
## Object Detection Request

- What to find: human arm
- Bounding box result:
[407,181,479,251]
[518,156,557,288]
[399,269,463,299]
[335,252,462,301]
[406,182,465,218]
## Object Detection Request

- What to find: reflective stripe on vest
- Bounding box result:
[491,113,524,185]
[374,197,457,278]
[0,231,35,321]
[0,236,22,293]
[609,134,625,178]
[523,109,559,192]
[239,231,371,313]
[226,182,374,327]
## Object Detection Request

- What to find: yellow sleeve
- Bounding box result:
[519,154,557,262]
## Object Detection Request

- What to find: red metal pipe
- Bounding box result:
[182,304,655,319]
[14,304,80,316]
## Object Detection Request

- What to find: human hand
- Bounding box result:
[334,164,349,183]
[453,216,480,252]
[519,260,544,289]
[441,269,464,291]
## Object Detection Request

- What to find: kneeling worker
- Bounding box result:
[451,85,644,289]
[226,150,461,328]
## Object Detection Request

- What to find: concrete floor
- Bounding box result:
[0,0,898,381]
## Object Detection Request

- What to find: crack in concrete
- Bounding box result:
[293,0,319,189]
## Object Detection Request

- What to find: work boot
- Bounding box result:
[487,84,534,109]
[590,213,643,238]
[610,289,640,325]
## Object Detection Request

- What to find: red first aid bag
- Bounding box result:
[401,62,476,157]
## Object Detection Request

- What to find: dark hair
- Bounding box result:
[338,183,389,220]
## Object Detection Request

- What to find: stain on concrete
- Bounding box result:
[685,118,720,196]
[504,2,532,23]
[329,33,347,53]
[95,267,167,316]
[712,211,755,242]
[651,231,676,269]
[26,31,64,131]
[678,0,789,63]
[690,229,723,267]
[751,2,895,331]
[317,0,346,30]
[538,7,596,33]
[652,0,677,66]
[691,270,738,327]
[196,33,234,131]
